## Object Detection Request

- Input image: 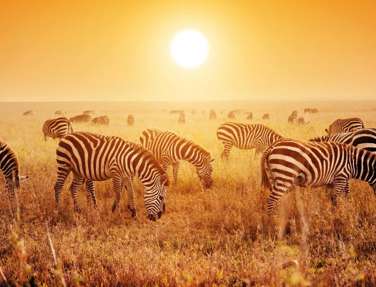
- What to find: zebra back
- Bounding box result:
[326,117,364,135]
[43,117,72,139]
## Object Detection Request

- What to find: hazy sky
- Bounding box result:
[1,0,375,101]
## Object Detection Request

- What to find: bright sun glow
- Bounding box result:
[170,29,209,69]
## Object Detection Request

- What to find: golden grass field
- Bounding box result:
[0,101,376,286]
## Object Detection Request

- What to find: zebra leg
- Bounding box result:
[332,177,349,206]
[267,180,294,239]
[172,162,179,185]
[111,176,123,212]
[5,177,18,219]
[123,177,136,217]
[85,180,97,208]
[54,167,71,209]
[69,176,84,212]
[221,142,232,160]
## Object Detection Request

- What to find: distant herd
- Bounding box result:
[3,110,376,237]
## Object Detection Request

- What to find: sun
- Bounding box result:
[170,29,209,69]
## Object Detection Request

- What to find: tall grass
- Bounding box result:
[0,101,375,286]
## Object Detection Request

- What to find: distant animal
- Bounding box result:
[288,111,298,124]
[325,117,364,135]
[0,141,22,215]
[227,110,241,119]
[70,114,91,123]
[42,117,73,141]
[55,110,63,115]
[140,129,214,189]
[178,112,186,124]
[127,115,135,126]
[297,117,308,125]
[261,140,376,216]
[54,132,168,220]
[304,108,319,114]
[83,110,95,116]
[310,128,376,152]
[217,123,283,159]
[209,110,217,120]
[246,112,253,121]
[92,116,110,125]
[23,110,33,116]
[262,113,270,120]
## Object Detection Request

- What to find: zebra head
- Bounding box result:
[145,173,169,221]
[197,156,214,189]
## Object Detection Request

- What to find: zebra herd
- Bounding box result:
[1,116,375,231]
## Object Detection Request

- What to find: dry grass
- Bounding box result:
[0,101,376,286]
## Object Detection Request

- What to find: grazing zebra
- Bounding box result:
[261,140,376,214]
[54,132,169,220]
[310,128,376,152]
[140,129,214,189]
[325,117,364,135]
[0,141,21,214]
[42,117,73,141]
[217,123,283,159]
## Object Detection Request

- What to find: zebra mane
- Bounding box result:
[168,131,211,158]
[309,135,329,142]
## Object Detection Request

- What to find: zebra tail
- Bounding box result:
[69,121,74,133]
[14,169,20,189]
[260,146,272,190]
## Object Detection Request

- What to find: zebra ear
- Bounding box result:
[210,158,215,163]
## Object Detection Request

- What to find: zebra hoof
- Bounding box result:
[128,205,137,217]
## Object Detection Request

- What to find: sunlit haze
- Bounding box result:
[1,0,376,102]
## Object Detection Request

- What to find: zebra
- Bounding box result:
[325,117,364,135]
[261,140,376,215]
[217,123,283,159]
[54,132,169,220]
[140,129,214,189]
[310,128,376,152]
[0,141,21,216]
[42,117,73,141]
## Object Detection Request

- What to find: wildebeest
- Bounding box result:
[288,111,298,124]
[178,112,186,124]
[55,110,63,115]
[23,110,33,116]
[83,110,95,116]
[304,108,319,114]
[92,116,110,125]
[262,113,270,120]
[246,112,253,120]
[297,117,308,125]
[209,110,217,120]
[127,115,135,126]
[70,114,91,123]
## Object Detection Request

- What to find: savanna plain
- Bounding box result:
[1,101,376,286]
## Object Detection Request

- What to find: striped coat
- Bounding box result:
[310,128,376,152]
[0,141,20,214]
[217,123,283,159]
[261,140,376,214]
[55,132,169,220]
[140,129,213,189]
[42,117,73,141]
[325,117,364,135]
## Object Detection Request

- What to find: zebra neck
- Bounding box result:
[178,142,203,166]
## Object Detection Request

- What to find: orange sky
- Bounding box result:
[0,0,375,101]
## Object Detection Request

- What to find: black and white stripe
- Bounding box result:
[325,117,364,135]
[217,123,283,159]
[310,128,376,152]
[140,129,214,189]
[0,141,20,213]
[54,132,169,220]
[261,140,376,214]
[42,117,73,141]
